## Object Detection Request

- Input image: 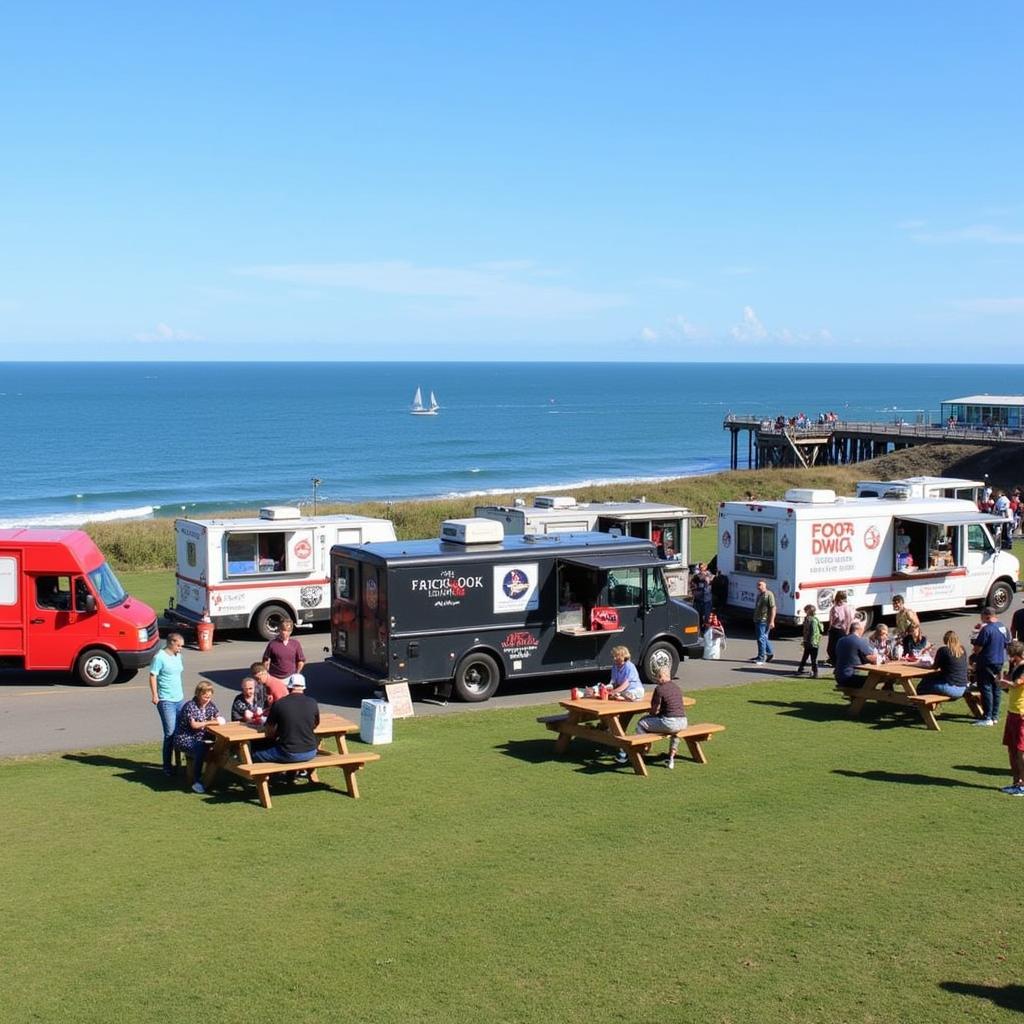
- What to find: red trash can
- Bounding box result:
[195,620,215,652]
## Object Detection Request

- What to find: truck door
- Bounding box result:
[0,551,22,659]
[360,565,389,673]
[965,523,997,584]
[26,573,99,670]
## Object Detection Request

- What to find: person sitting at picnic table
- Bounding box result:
[868,623,891,662]
[833,621,880,687]
[607,645,645,701]
[251,673,320,765]
[231,676,265,723]
[916,631,969,700]
[902,623,930,658]
[251,661,285,705]
[617,666,687,769]
[262,618,305,686]
[173,681,225,794]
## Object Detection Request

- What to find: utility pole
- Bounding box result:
[312,477,322,515]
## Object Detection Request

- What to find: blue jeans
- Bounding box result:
[251,746,317,764]
[916,680,967,699]
[976,662,1003,720]
[156,700,185,772]
[756,621,774,661]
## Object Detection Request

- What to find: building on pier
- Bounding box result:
[940,395,1024,430]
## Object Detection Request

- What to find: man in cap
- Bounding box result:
[251,672,320,764]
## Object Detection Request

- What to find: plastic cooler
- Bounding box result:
[360,698,393,744]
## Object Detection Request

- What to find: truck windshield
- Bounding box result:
[89,562,128,608]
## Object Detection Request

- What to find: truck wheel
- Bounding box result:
[453,652,500,702]
[642,641,679,683]
[254,604,290,641]
[853,607,875,630]
[986,580,1014,614]
[77,648,118,687]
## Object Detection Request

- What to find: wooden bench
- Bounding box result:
[536,713,570,727]
[621,723,727,765]
[838,686,986,723]
[229,751,381,809]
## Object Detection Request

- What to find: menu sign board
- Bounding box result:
[385,682,415,719]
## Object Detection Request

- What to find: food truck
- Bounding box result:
[0,529,160,685]
[855,476,985,502]
[166,507,396,639]
[327,518,702,701]
[716,489,1018,628]
[473,496,705,596]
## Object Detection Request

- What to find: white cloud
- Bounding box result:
[234,260,626,318]
[953,297,1024,314]
[671,315,704,340]
[640,326,659,341]
[134,322,202,342]
[730,305,768,342]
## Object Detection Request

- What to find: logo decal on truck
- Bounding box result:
[863,526,881,550]
[501,631,539,659]
[410,568,484,607]
[493,564,539,613]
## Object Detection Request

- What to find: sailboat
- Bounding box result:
[411,387,440,415]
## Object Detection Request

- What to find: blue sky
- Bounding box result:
[1,2,1021,361]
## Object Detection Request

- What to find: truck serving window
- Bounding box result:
[226,532,287,575]
[736,523,776,577]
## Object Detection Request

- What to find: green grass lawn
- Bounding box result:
[3,679,1021,1023]
[117,569,174,616]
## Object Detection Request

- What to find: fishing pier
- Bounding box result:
[723,415,1024,471]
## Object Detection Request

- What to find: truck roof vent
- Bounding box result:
[533,495,577,509]
[440,518,505,544]
[783,488,836,504]
[881,486,912,500]
[259,506,302,520]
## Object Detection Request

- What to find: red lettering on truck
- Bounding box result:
[811,520,854,555]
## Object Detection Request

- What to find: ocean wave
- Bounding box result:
[0,506,157,529]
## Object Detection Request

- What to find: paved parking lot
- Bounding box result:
[0,602,1007,758]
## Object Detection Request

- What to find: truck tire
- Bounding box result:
[642,641,679,684]
[254,603,290,641]
[986,580,1014,615]
[76,648,118,687]
[453,652,501,702]
[853,606,875,630]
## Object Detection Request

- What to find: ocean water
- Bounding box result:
[0,361,1021,527]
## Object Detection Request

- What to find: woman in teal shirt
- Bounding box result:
[149,633,186,775]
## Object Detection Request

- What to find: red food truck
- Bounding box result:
[0,529,160,685]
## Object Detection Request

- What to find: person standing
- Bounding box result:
[752,579,776,666]
[997,641,1024,795]
[825,591,854,667]
[892,594,920,654]
[972,606,1010,726]
[252,673,320,765]
[795,604,822,678]
[690,563,713,629]
[262,619,306,687]
[149,633,186,777]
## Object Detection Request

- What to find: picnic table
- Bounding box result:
[838,661,985,731]
[537,693,724,777]
[202,712,379,808]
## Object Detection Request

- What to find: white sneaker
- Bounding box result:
[666,757,675,770]
[191,781,206,793]
[753,660,766,667]
[970,718,994,727]
[615,751,628,764]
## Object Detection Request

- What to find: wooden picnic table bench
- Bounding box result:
[203,712,379,809]
[838,662,985,731]
[537,693,725,776]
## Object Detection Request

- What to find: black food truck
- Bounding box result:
[328,518,702,701]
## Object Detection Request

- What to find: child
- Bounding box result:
[998,640,1024,795]
[796,604,821,678]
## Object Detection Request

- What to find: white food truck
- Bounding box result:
[473,496,705,596]
[165,507,396,639]
[855,476,985,502]
[716,488,1018,628]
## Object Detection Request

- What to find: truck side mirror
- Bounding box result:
[84,595,97,614]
